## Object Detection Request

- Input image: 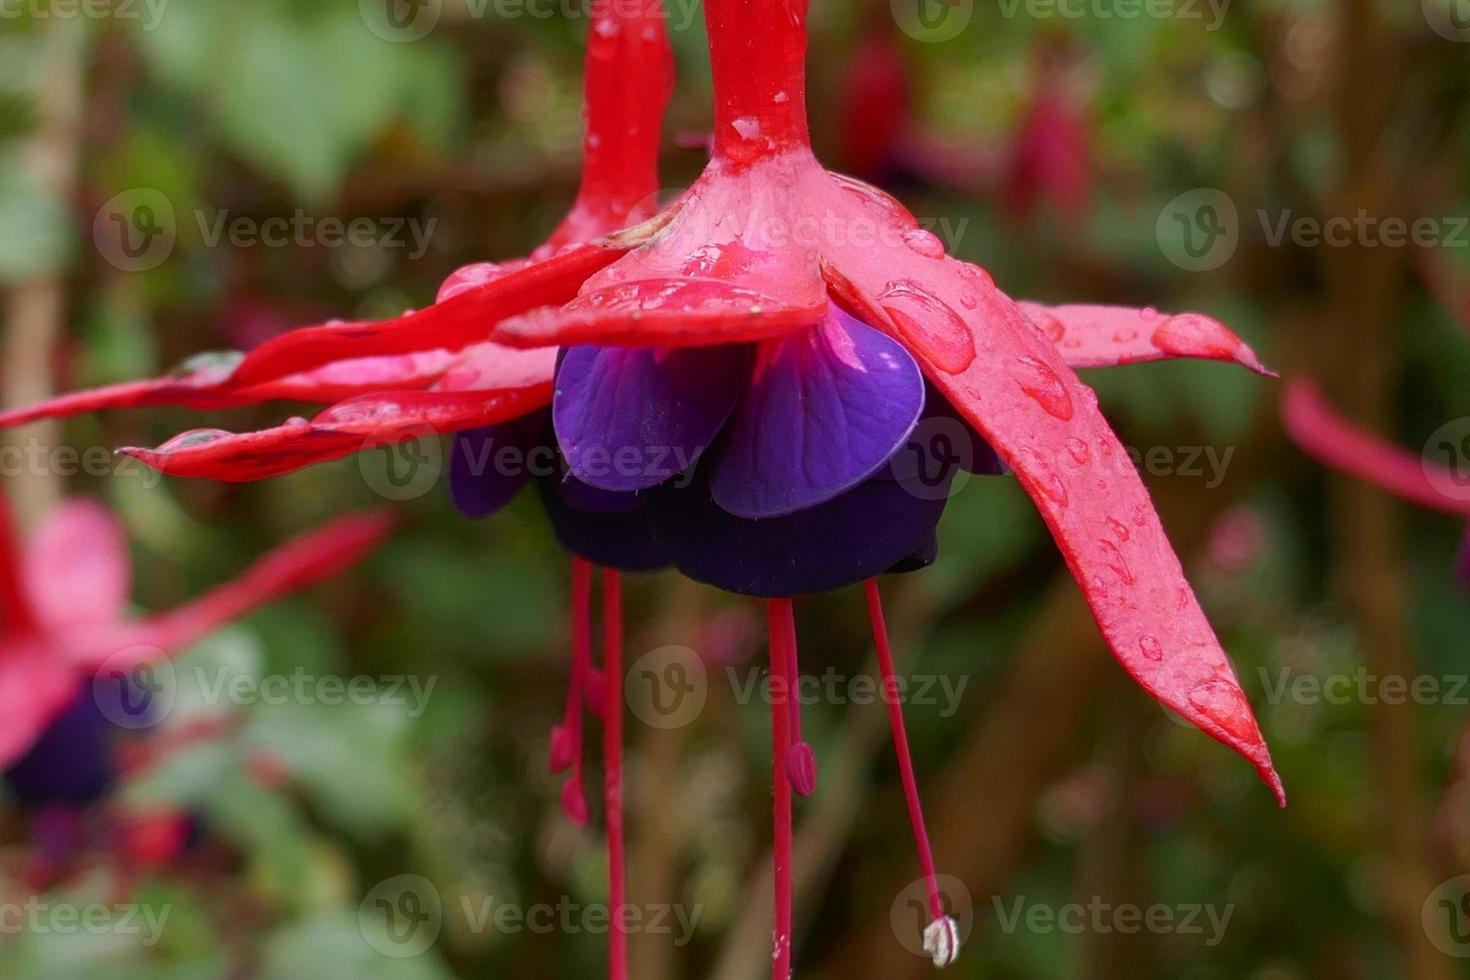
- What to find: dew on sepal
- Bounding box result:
[158,429,231,451]
[1012,355,1074,421]
[901,227,946,259]
[1139,635,1164,662]
[878,280,977,374]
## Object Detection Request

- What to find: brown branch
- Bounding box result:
[2,19,85,524]
[1321,1,1449,976]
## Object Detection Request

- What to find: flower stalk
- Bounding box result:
[705,0,812,164]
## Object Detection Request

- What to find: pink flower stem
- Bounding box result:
[768,598,797,979]
[865,579,943,922]
[602,568,627,980]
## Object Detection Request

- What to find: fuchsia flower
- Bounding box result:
[3,0,1286,973]
[836,25,1091,226]
[1003,37,1093,225]
[0,496,391,781]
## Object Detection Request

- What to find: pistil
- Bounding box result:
[864,579,960,968]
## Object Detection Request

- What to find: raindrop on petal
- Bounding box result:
[878,280,977,374]
[1013,355,1075,421]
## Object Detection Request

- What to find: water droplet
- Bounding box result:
[161,429,230,451]
[731,116,761,140]
[1106,517,1131,542]
[830,173,917,227]
[1140,306,1160,322]
[1139,635,1164,662]
[959,264,994,289]
[1152,312,1239,360]
[959,293,978,310]
[1022,449,1069,507]
[1027,309,1066,344]
[879,280,976,373]
[283,416,310,429]
[1096,539,1135,585]
[1131,503,1148,526]
[1187,680,1253,740]
[1113,328,1138,343]
[902,227,946,259]
[1012,355,1074,420]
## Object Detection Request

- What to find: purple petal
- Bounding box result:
[448,411,549,519]
[888,532,939,574]
[5,685,114,808]
[553,345,753,493]
[554,470,645,515]
[711,306,925,519]
[646,464,949,598]
[537,477,670,573]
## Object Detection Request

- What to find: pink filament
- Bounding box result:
[768,599,797,979]
[865,578,945,923]
[552,557,595,825]
[603,569,627,980]
[778,597,817,797]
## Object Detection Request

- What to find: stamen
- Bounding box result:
[551,557,594,825]
[865,579,960,968]
[773,599,817,797]
[585,665,607,721]
[0,494,36,635]
[603,569,628,980]
[768,599,796,980]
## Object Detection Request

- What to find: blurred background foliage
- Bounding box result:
[1,0,1469,978]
